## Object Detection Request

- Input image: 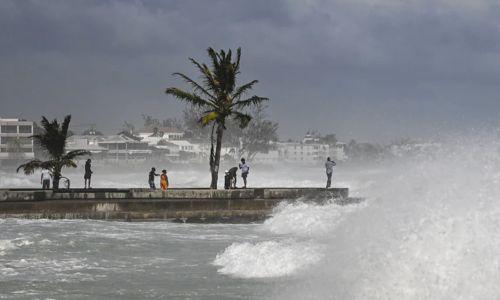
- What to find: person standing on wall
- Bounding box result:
[149,167,159,190]
[239,158,250,189]
[325,157,336,188]
[84,159,93,189]
[160,169,169,191]
[41,169,51,189]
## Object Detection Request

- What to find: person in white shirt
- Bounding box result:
[239,158,250,188]
[40,169,52,189]
[325,157,336,188]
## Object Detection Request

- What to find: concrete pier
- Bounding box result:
[0,188,362,223]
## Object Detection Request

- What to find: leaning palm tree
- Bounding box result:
[17,115,89,189]
[166,47,268,189]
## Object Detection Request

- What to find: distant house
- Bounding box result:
[273,133,347,163]
[98,133,151,160]
[332,142,347,161]
[277,141,329,162]
[138,127,184,146]
[0,118,35,163]
[167,140,197,152]
[252,150,280,163]
[66,135,107,156]
[154,140,180,159]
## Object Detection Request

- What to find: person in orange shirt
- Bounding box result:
[160,169,169,191]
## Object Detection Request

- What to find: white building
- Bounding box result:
[66,135,107,155]
[98,134,151,160]
[332,142,347,161]
[0,118,34,162]
[252,150,280,163]
[269,133,347,163]
[277,141,330,162]
[138,127,184,146]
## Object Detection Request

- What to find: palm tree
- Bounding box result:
[17,115,89,189]
[166,47,268,189]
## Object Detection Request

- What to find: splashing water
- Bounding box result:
[264,135,500,299]
[213,240,324,278]
[213,134,500,299]
[214,201,366,279]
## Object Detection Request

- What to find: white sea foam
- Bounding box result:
[268,134,500,299]
[14,239,34,247]
[0,239,17,256]
[0,174,34,188]
[213,240,323,278]
[263,200,366,237]
[38,239,53,245]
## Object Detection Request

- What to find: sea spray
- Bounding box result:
[263,200,368,237]
[271,134,500,299]
[213,200,367,279]
[0,240,17,256]
[213,240,324,278]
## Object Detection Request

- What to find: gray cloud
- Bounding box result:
[1,0,500,141]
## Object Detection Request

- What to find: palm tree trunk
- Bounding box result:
[53,174,60,190]
[210,124,224,189]
[52,165,62,190]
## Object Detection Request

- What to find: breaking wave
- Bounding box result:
[0,240,17,256]
[214,200,367,279]
[269,134,500,299]
[213,240,323,278]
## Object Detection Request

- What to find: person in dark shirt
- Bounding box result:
[325,157,336,188]
[84,159,93,189]
[224,167,238,189]
[148,167,159,190]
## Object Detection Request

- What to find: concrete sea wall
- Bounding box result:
[0,188,361,223]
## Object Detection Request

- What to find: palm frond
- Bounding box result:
[64,150,90,160]
[61,115,71,137]
[207,48,220,72]
[200,111,218,127]
[232,96,269,109]
[32,116,71,159]
[234,47,242,71]
[231,111,253,129]
[189,58,219,93]
[231,80,258,101]
[17,160,42,174]
[40,117,50,131]
[172,72,217,103]
[165,87,215,108]
[60,158,78,169]
[16,160,56,175]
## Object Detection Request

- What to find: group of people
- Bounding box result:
[148,167,169,191]
[224,158,250,189]
[40,156,337,190]
[40,158,93,189]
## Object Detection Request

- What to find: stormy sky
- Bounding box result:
[1,0,500,142]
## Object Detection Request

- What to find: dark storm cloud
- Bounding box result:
[1,0,500,141]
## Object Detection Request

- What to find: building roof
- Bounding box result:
[99,135,147,144]
[139,127,184,134]
[68,135,105,140]
[156,140,179,147]
[167,140,195,147]
[66,144,107,151]
[116,131,143,141]
[0,118,32,123]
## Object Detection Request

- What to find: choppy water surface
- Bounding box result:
[4,135,500,299]
[0,220,279,299]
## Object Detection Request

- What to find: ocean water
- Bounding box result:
[3,135,500,299]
